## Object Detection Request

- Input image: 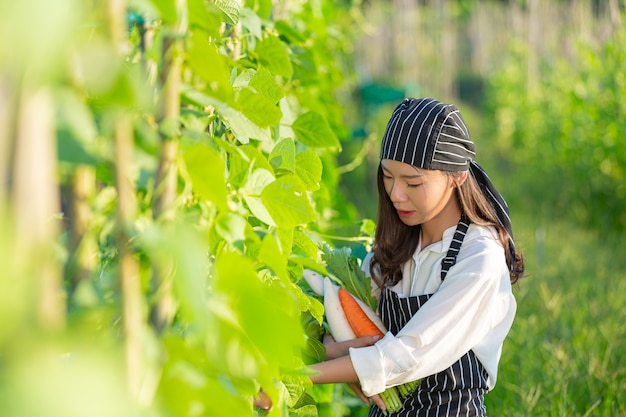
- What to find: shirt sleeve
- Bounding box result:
[349,239,514,396]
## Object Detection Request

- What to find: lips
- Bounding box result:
[396,209,414,217]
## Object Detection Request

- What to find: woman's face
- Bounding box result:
[381,159,457,227]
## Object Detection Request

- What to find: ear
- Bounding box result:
[452,171,468,188]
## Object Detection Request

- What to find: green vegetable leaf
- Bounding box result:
[292,111,341,150]
[214,0,240,25]
[269,138,296,174]
[239,7,262,39]
[182,143,228,210]
[321,244,377,310]
[249,67,284,103]
[258,233,289,283]
[186,32,233,101]
[261,174,316,229]
[295,149,322,191]
[291,229,318,259]
[236,88,282,128]
[256,34,293,79]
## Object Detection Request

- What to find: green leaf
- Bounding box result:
[180,108,210,133]
[239,7,262,39]
[188,0,222,37]
[274,20,307,44]
[236,88,282,128]
[249,67,284,103]
[291,229,319,259]
[150,0,178,24]
[214,0,240,25]
[261,174,316,229]
[292,111,341,150]
[241,168,275,226]
[183,91,271,144]
[256,34,293,79]
[227,144,274,190]
[214,212,249,248]
[182,143,228,210]
[186,32,232,101]
[269,138,296,174]
[214,251,304,370]
[258,233,289,283]
[295,149,322,191]
[321,245,377,310]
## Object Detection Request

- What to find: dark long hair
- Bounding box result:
[370,164,524,288]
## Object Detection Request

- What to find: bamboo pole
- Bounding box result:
[113,113,143,398]
[13,86,65,331]
[67,165,97,288]
[107,0,143,398]
[149,0,186,333]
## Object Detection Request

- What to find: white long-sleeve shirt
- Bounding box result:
[349,223,516,397]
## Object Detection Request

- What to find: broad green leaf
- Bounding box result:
[180,108,211,133]
[183,91,271,144]
[244,195,275,226]
[140,222,210,329]
[241,167,274,196]
[236,88,282,128]
[295,149,322,191]
[150,0,178,24]
[291,46,318,86]
[186,33,232,101]
[245,0,272,20]
[232,69,255,88]
[275,227,294,260]
[292,111,341,150]
[225,144,274,189]
[218,103,272,144]
[214,251,304,370]
[188,0,222,37]
[274,20,307,44]
[239,7,262,39]
[269,138,296,174]
[256,34,293,79]
[249,68,284,103]
[241,168,275,226]
[292,229,318,259]
[182,143,228,210]
[214,212,248,248]
[261,175,316,229]
[258,234,289,283]
[214,0,240,25]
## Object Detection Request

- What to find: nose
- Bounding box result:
[388,181,407,203]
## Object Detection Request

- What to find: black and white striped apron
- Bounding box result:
[368,216,490,417]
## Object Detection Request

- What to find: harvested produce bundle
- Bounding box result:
[303,269,421,415]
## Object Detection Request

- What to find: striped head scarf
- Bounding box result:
[380,97,517,268]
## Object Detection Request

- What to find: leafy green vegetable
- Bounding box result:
[320,244,377,311]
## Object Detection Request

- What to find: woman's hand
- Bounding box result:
[321,333,385,409]
[323,333,381,360]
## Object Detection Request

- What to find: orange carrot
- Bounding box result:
[338,287,385,338]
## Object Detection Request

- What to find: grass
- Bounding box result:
[485,214,626,416]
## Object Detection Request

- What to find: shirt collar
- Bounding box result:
[413,222,460,259]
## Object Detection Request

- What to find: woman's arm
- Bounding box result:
[309,355,359,384]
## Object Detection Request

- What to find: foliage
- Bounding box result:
[484,215,626,416]
[482,27,626,233]
[0,0,370,416]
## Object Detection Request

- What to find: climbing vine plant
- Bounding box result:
[0,0,368,416]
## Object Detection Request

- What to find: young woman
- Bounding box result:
[309,97,524,416]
